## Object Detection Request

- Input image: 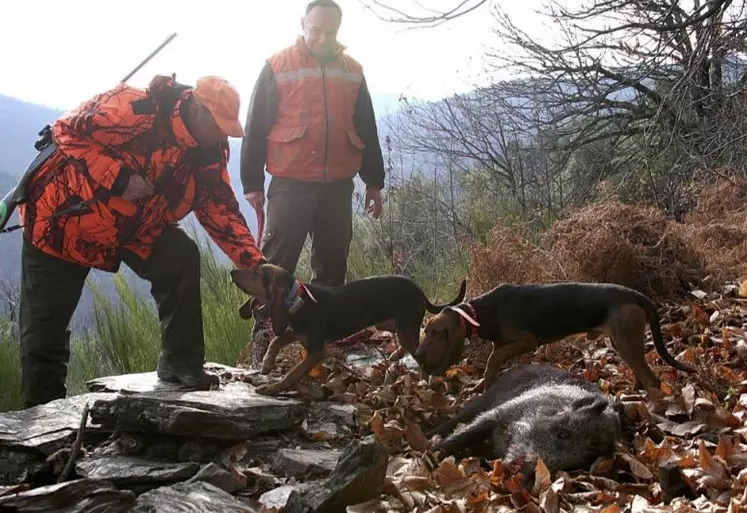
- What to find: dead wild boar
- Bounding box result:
[428,364,622,475]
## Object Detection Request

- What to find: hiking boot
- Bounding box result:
[157,358,220,390]
[250,317,274,370]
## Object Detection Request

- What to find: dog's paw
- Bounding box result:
[255,383,281,396]
[260,360,275,375]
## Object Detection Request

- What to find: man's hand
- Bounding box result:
[122,175,155,202]
[245,191,266,211]
[365,187,383,219]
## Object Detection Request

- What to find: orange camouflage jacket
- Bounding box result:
[19,75,264,272]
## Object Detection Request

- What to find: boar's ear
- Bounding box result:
[571,396,596,409]
[574,396,609,416]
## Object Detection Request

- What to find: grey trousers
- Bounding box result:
[261,176,354,287]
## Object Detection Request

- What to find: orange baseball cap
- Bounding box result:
[193,76,245,138]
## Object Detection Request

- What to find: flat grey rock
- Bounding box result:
[259,485,300,511]
[0,392,115,484]
[131,480,256,513]
[89,381,307,440]
[75,456,200,486]
[309,402,357,427]
[0,478,135,512]
[285,438,389,513]
[272,448,341,478]
[0,393,113,452]
[187,462,247,494]
[86,362,245,393]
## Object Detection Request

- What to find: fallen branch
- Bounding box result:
[57,402,90,483]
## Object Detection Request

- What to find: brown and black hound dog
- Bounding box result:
[415,282,697,391]
[230,264,467,396]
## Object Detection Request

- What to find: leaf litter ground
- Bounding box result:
[254,290,747,513]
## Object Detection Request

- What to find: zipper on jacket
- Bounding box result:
[321,65,330,182]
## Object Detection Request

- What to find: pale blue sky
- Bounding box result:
[0,0,547,118]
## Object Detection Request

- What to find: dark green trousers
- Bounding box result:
[19,225,205,408]
[261,176,354,286]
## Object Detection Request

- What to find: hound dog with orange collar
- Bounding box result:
[415,281,696,392]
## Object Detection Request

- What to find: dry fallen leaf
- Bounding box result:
[532,457,552,495]
[405,420,429,453]
[369,410,388,445]
[621,454,654,480]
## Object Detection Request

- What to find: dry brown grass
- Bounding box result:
[466,224,556,296]
[675,178,747,285]
[468,201,706,301]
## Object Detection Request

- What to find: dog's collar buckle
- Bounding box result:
[285,279,317,315]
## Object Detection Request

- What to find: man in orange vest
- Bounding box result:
[18,74,265,408]
[240,0,385,367]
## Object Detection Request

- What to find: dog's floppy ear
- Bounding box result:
[263,266,294,336]
[268,290,290,335]
[238,298,254,320]
[441,310,467,371]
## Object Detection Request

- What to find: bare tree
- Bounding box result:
[485,0,747,213]
[387,79,591,225]
[359,0,489,28]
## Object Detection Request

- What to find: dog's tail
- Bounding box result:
[634,292,696,374]
[424,279,467,314]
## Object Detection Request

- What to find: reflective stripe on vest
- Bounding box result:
[275,67,363,85]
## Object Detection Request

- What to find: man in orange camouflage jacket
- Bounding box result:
[18,74,265,408]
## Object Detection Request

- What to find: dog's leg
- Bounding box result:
[484,337,539,388]
[607,306,661,391]
[255,344,325,396]
[388,345,407,361]
[393,325,420,360]
[260,330,298,375]
[374,320,408,361]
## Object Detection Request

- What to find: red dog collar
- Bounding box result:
[449,302,480,341]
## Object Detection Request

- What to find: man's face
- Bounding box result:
[187,99,227,147]
[302,6,341,61]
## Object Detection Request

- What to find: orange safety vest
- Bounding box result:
[266,37,366,183]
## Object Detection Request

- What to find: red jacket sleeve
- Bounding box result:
[52,83,154,191]
[193,144,265,269]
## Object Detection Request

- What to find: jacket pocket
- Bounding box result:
[345,128,366,150]
[267,125,307,143]
[266,125,308,175]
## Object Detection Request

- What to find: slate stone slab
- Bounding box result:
[0,448,44,486]
[0,478,135,512]
[86,362,245,393]
[259,485,300,511]
[89,381,306,440]
[130,480,257,513]
[0,392,115,485]
[0,393,114,453]
[187,462,247,494]
[284,438,389,513]
[272,448,341,478]
[75,456,200,487]
[308,402,357,427]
